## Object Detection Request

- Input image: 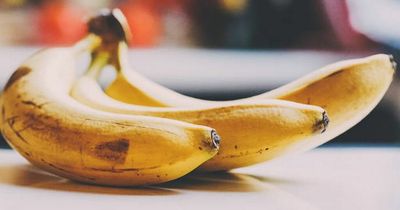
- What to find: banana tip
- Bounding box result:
[211,130,221,149]
[389,54,397,71]
[313,111,329,134]
[321,111,329,133]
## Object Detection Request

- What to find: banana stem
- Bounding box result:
[72,34,102,55]
[83,39,127,82]
[76,8,132,81]
[113,41,130,72]
[86,51,110,79]
[83,38,128,81]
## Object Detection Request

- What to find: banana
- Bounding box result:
[1,35,221,186]
[107,50,395,109]
[261,54,395,149]
[71,45,329,171]
[105,43,395,151]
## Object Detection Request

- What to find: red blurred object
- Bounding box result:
[118,0,162,47]
[36,1,86,45]
[320,0,376,50]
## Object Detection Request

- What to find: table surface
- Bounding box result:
[0,147,399,210]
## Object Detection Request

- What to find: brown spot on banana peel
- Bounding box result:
[221,150,250,159]
[20,100,50,109]
[219,147,270,159]
[6,116,29,144]
[87,165,162,173]
[313,111,329,133]
[94,139,129,163]
[4,67,31,91]
[21,112,53,131]
[6,112,75,149]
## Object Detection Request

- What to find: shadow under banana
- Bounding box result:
[0,164,289,194]
[0,164,179,196]
[159,171,265,192]
[0,163,318,208]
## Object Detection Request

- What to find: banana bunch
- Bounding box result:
[0,9,395,186]
[104,43,395,154]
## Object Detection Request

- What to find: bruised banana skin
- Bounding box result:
[72,55,328,171]
[1,41,220,186]
[106,46,395,150]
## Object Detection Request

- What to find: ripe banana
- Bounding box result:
[105,43,395,150]
[71,46,329,171]
[262,54,395,149]
[1,36,221,186]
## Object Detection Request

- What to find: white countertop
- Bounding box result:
[0,147,399,210]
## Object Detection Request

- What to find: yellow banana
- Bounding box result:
[1,35,220,186]
[262,54,395,149]
[105,43,395,150]
[71,46,329,171]
[107,48,395,110]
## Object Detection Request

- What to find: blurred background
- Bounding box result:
[0,0,399,148]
